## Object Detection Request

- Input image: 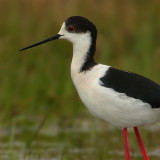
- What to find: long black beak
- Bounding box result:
[19,34,62,51]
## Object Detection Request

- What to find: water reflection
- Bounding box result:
[0,120,159,160]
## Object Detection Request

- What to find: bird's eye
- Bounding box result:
[67,25,75,31]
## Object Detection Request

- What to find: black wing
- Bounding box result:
[100,67,160,108]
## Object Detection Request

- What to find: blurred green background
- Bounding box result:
[0,0,160,159]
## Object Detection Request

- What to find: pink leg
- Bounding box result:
[123,128,131,160]
[134,127,149,160]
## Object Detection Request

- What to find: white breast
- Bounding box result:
[71,64,160,128]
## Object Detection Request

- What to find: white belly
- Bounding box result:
[71,64,160,128]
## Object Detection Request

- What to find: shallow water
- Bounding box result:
[0,119,160,160]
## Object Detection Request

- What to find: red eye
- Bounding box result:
[67,25,75,31]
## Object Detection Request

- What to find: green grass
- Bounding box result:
[0,0,160,159]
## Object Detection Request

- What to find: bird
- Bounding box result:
[20,16,160,160]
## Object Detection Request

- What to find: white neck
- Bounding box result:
[58,23,93,73]
[71,32,91,74]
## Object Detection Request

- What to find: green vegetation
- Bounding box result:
[0,0,160,159]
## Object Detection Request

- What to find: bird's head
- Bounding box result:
[20,16,97,51]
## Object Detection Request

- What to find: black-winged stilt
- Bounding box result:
[20,16,160,160]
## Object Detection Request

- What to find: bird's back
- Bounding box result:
[100,67,160,109]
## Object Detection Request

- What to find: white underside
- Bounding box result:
[71,64,160,128]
